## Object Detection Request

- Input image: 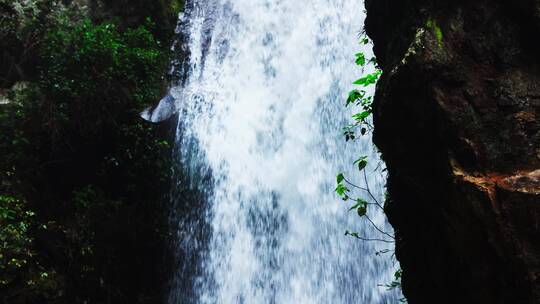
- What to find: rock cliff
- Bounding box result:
[365,0,540,302]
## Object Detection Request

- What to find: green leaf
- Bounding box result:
[355,52,366,66]
[394,269,403,280]
[336,173,345,184]
[353,77,368,86]
[354,156,368,171]
[353,70,381,87]
[335,183,349,197]
[357,205,367,217]
[349,231,360,238]
[346,90,365,106]
[344,131,355,141]
[349,198,368,211]
[352,111,370,122]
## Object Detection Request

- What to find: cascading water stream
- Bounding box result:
[167,0,401,303]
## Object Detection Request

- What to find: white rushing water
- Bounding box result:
[168,0,400,303]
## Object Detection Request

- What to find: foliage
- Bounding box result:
[91,0,184,41]
[0,182,60,301]
[0,0,88,87]
[41,19,164,105]
[0,195,35,286]
[341,38,381,143]
[34,19,167,145]
[383,269,403,291]
[0,6,174,303]
[380,269,406,303]
[335,35,382,225]
[334,34,405,302]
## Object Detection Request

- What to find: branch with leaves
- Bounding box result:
[336,35,390,243]
[335,35,405,302]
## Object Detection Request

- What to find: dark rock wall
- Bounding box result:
[365,0,540,303]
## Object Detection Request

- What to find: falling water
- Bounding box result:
[167,0,400,303]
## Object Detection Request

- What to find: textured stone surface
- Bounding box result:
[365,0,540,302]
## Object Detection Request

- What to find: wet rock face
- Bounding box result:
[365,0,540,303]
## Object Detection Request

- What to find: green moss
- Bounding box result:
[426,17,443,47]
[170,0,185,14]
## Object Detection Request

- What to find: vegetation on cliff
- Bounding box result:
[332,33,406,302]
[1,0,182,302]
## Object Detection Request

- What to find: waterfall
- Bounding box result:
[168,0,400,303]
